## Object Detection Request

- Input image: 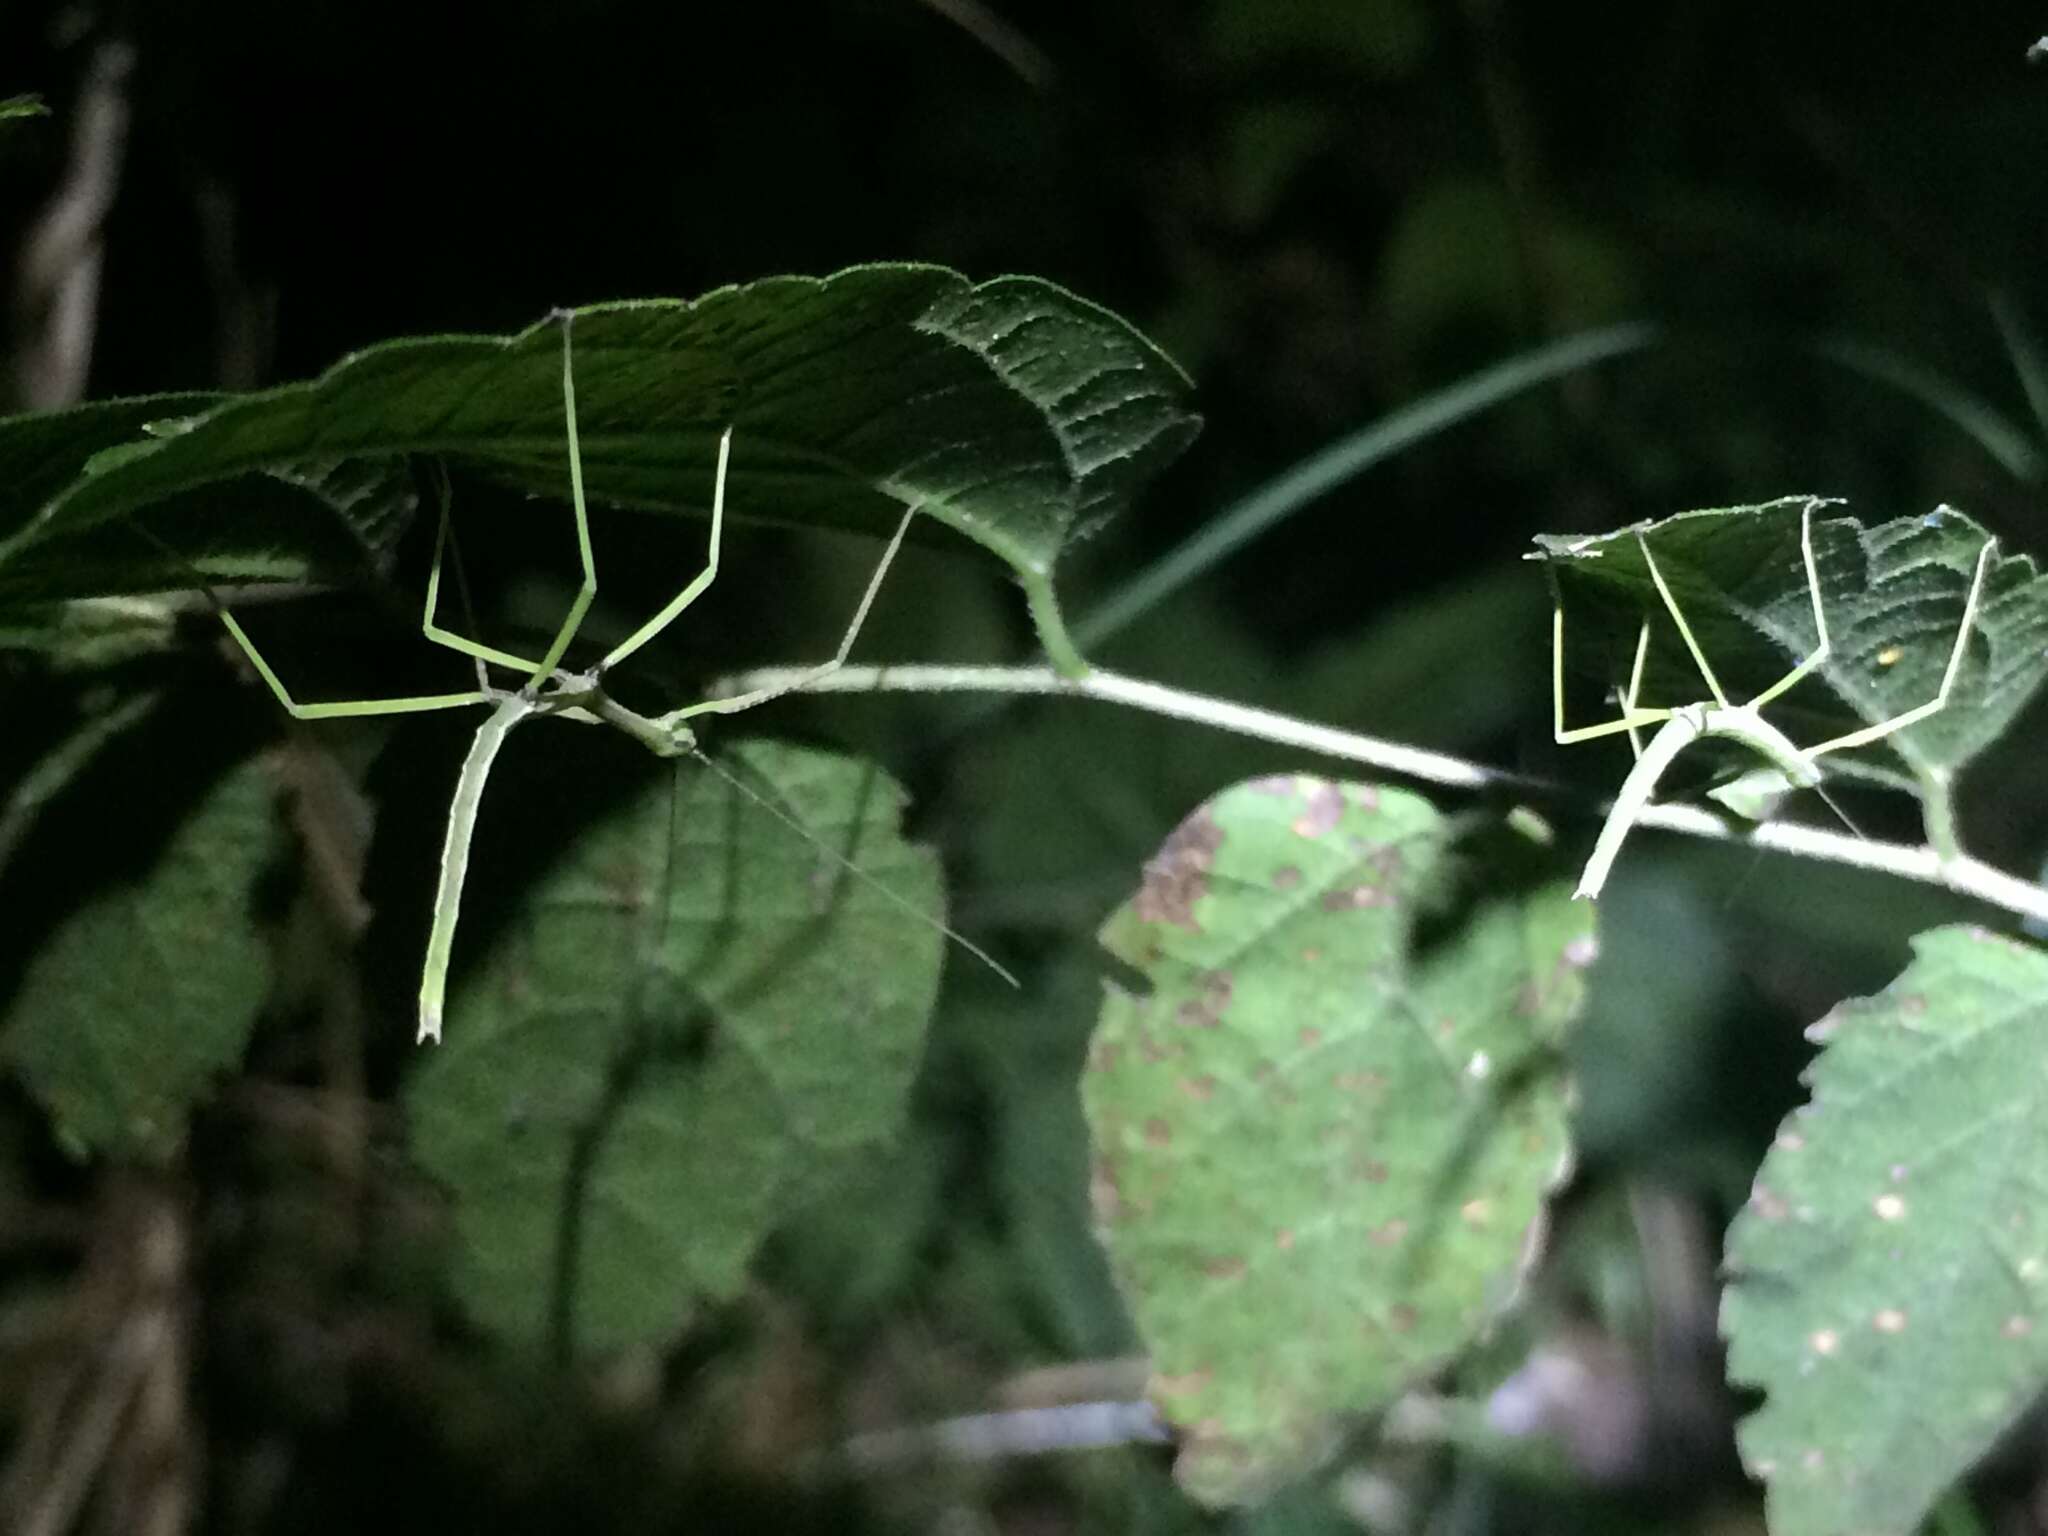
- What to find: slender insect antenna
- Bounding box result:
[685,747,1020,989]
[122,511,235,619]
[657,760,684,956]
[1811,781,1872,843]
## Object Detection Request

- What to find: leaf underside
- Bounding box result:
[1537,498,2048,788]
[0,266,1201,639]
[1084,778,1587,1505]
[404,740,945,1357]
[1723,926,2048,1536]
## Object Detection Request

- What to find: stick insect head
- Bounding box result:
[1705,762,1818,822]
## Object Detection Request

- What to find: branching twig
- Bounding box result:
[0,692,160,885]
[10,39,133,410]
[711,662,2048,927]
[842,1399,1169,1469]
[911,0,1053,86]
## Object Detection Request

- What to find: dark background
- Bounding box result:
[5,4,2048,1532]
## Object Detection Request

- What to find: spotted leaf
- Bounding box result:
[1723,926,2048,1536]
[1083,778,1587,1504]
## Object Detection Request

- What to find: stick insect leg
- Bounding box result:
[598,428,732,674]
[657,506,917,729]
[520,309,600,691]
[1744,499,1832,711]
[1805,536,1997,759]
[1639,528,1731,710]
[419,459,546,676]
[1622,619,1651,759]
[126,509,491,719]
[215,610,490,719]
[1553,600,1667,745]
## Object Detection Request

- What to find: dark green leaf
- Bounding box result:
[3,753,273,1161]
[1723,926,2048,1536]
[0,393,220,542]
[405,741,946,1357]
[2,267,1199,663]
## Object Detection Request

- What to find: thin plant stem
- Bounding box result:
[710,661,2048,927]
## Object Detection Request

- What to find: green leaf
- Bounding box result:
[1722,926,2048,1536]
[0,394,221,533]
[0,95,48,123]
[1537,498,2048,789]
[1083,779,1587,1505]
[405,741,945,1358]
[0,393,425,646]
[1,266,1200,665]
[2,753,273,1162]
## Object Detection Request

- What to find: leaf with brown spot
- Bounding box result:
[1723,926,2048,1536]
[1133,807,1223,932]
[1085,777,1587,1505]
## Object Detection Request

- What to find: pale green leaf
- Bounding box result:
[1537,499,2048,789]
[405,742,945,1357]
[1084,780,1587,1504]
[1722,926,2048,1536]
[2,753,273,1161]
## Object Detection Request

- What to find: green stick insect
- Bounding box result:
[213,312,945,1043]
[1550,499,1997,899]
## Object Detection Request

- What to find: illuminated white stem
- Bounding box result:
[710,662,2048,927]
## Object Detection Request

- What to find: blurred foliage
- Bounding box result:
[5,2,2048,1533]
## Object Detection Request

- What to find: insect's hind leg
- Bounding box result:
[1744,499,1833,712]
[1804,535,1997,760]
[1621,618,1651,758]
[597,428,733,676]
[418,459,547,679]
[1638,527,1731,710]
[1552,598,1665,745]
[657,504,917,729]
[417,313,602,693]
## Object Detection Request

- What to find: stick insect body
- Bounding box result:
[215,313,920,1043]
[1552,500,1996,900]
